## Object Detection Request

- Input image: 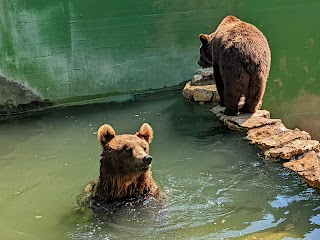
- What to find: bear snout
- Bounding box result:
[198,58,212,68]
[143,155,153,165]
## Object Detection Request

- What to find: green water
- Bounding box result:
[1,93,320,240]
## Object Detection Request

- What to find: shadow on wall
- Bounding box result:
[273,93,320,141]
[0,75,54,115]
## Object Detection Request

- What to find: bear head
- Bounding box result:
[198,16,240,69]
[198,33,213,68]
[97,123,154,177]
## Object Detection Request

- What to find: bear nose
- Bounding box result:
[143,155,152,165]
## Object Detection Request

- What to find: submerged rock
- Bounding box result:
[265,139,320,159]
[242,224,297,240]
[283,151,320,188]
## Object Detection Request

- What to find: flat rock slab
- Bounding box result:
[265,139,320,159]
[223,115,280,133]
[211,105,270,119]
[283,151,320,188]
[255,128,311,151]
[182,81,219,102]
[210,105,278,132]
[224,116,280,132]
[246,122,289,144]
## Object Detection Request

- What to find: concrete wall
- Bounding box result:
[0,0,319,110]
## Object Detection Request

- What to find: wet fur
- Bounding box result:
[198,15,271,116]
[81,123,160,208]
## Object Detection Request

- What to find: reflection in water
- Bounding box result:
[1,94,320,239]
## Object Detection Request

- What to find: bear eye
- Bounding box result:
[143,146,147,151]
[123,145,132,152]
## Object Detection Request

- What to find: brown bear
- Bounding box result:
[80,123,160,209]
[198,15,271,116]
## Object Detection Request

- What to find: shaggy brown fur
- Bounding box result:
[83,123,160,207]
[198,15,271,116]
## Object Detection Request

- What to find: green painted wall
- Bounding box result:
[0,0,320,107]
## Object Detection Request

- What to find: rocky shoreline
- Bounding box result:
[182,69,320,190]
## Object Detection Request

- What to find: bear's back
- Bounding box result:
[212,17,271,73]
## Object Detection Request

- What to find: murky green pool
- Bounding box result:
[1,93,320,240]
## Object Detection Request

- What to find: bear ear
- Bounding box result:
[136,123,153,144]
[199,34,209,45]
[97,124,116,146]
[222,15,240,25]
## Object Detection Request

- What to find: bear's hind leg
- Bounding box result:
[222,67,250,116]
[223,88,242,116]
[241,74,266,113]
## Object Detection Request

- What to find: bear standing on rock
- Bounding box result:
[198,15,271,116]
[80,123,160,209]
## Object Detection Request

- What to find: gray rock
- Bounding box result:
[191,74,203,85]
